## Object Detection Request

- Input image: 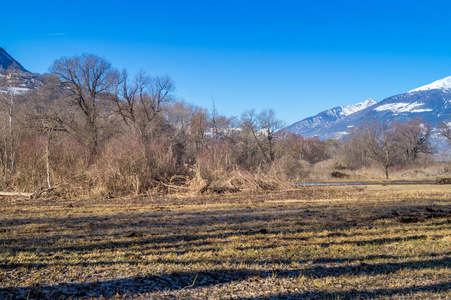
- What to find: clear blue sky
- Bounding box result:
[3,0,451,125]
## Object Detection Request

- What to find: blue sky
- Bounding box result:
[3,0,451,124]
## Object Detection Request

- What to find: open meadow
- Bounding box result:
[0,184,450,299]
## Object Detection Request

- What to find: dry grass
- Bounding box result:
[0,185,450,299]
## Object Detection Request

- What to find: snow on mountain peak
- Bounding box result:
[341,98,377,116]
[409,76,451,93]
[374,102,432,115]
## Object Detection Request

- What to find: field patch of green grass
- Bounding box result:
[0,185,450,299]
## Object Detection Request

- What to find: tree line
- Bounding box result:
[0,54,450,195]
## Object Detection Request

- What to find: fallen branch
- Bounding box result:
[182,274,198,289]
[0,192,33,198]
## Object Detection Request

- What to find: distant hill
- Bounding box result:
[0,47,29,73]
[284,98,377,138]
[284,76,451,145]
[0,47,43,95]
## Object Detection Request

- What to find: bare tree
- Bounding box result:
[50,54,119,158]
[439,120,451,144]
[258,109,285,162]
[361,117,399,179]
[337,127,371,169]
[190,106,210,150]
[300,136,332,164]
[26,75,68,188]
[393,118,433,163]
[240,109,284,163]
[0,69,20,184]
[112,70,175,140]
[240,109,265,164]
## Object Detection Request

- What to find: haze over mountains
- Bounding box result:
[285,76,451,141]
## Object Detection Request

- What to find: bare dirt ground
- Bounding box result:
[0,185,450,299]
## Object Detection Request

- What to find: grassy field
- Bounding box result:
[0,185,450,299]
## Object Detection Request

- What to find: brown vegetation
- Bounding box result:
[0,185,449,299]
[0,54,450,198]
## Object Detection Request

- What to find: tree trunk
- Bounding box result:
[46,135,51,189]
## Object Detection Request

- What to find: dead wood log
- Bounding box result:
[0,192,33,198]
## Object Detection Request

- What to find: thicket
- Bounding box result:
[0,54,447,197]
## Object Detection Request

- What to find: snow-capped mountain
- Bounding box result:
[284,98,377,137]
[0,47,29,72]
[341,99,378,116]
[409,76,451,93]
[284,76,451,140]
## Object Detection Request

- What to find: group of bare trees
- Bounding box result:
[338,117,433,178]
[0,53,449,194]
[0,69,25,186]
[0,54,297,193]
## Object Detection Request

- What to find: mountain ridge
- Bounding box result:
[0,47,29,73]
[284,98,377,138]
[409,76,451,93]
[284,76,451,141]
